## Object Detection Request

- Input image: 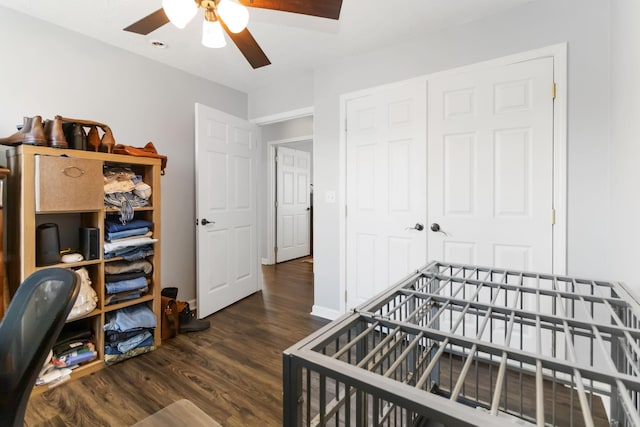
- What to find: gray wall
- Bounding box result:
[249,72,314,120]
[4,0,634,316]
[249,0,617,314]
[0,6,247,302]
[609,1,640,297]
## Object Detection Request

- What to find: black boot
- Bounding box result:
[161,287,178,299]
[179,303,210,333]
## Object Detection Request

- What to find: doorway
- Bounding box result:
[259,114,314,266]
[274,142,313,262]
[266,136,313,264]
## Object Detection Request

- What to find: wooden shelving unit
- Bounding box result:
[4,144,162,391]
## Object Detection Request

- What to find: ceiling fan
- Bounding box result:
[124,0,343,69]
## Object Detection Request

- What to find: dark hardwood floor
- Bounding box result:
[23,258,614,426]
[26,258,327,427]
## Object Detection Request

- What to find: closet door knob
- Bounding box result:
[201,218,215,226]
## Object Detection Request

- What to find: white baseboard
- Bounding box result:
[261,257,269,265]
[311,305,342,320]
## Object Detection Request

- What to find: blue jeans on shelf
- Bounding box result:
[104,334,154,355]
[117,331,152,353]
[105,219,154,233]
[106,227,149,241]
[104,305,157,332]
[105,276,148,294]
[104,244,154,260]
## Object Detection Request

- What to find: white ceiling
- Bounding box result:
[0,0,533,93]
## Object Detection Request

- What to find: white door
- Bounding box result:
[427,57,554,273]
[195,103,260,318]
[427,57,556,352]
[345,80,427,309]
[276,146,311,262]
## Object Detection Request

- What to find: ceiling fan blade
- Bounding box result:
[123,8,170,35]
[221,22,271,69]
[239,0,343,20]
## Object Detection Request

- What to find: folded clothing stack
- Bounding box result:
[104,166,152,223]
[104,259,153,305]
[37,329,97,387]
[104,218,157,261]
[104,304,156,365]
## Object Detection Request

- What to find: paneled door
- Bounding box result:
[276,146,311,262]
[427,57,554,273]
[427,57,556,352]
[345,80,427,310]
[195,103,260,318]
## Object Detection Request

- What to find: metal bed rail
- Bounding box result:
[283,261,640,426]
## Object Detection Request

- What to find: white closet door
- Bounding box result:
[345,80,428,310]
[427,56,554,274]
[427,57,556,353]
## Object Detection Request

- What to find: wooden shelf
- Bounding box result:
[31,359,104,396]
[6,145,162,389]
[105,206,154,213]
[35,258,102,271]
[103,294,154,313]
[66,308,101,323]
[35,210,102,215]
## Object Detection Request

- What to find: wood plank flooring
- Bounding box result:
[26,258,327,427]
[436,354,609,427]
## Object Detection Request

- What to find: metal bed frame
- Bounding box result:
[283,261,640,426]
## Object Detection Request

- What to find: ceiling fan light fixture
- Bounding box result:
[202,19,227,48]
[162,0,198,29]
[217,0,249,33]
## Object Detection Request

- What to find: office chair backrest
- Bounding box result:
[0,268,80,427]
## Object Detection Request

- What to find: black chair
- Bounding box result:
[0,268,80,427]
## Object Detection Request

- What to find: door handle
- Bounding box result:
[430,223,448,236]
[406,223,424,231]
[201,218,215,226]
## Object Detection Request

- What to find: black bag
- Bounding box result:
[62,122,87,150]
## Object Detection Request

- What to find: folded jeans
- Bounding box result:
[104,305,157,332]
[105,276,148,294]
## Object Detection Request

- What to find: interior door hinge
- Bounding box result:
[275,246,278,253]
[275,155,278,162]
[275,201,278,208]
[551,208,556,225]
[552,82,556,100]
